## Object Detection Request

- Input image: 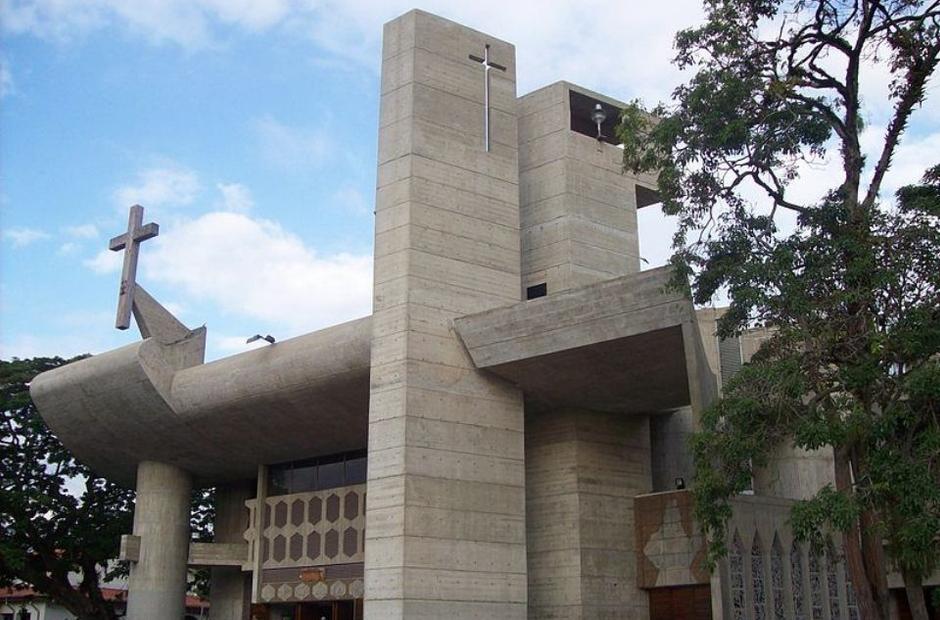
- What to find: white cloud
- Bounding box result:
[0,0,274,47]
[3,226,50,247]
[870,128,940,197]
[113,165,200,211]
[2,1,701,102]
[255,116,332,171]
[144,211,372,331]
[215,334,271,354]
[83,248,122,274]
[0,58,13,98]
[216,182,254,213]
[58,241,78,255]
[331,184,371,216]
[64,223,99,239]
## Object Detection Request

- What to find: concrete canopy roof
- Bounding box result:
[454,267,716,414]
[30,317,372,486]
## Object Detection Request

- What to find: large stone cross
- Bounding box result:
[469,43,506,152]
[109,204,159,330]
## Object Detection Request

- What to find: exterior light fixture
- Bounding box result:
[675,477,686,490]
[246,334,276,344]
[592,103,607,140]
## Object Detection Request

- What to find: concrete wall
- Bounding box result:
[210,483,253,620]
[525,409,651,619]
[649,408,696,492]
[518,82,646,295]
[365,10,527,619]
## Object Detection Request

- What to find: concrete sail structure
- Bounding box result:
[30,10,857,620]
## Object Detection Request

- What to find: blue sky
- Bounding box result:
[2,0,938,361]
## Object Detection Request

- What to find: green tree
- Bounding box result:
[618,2,939,619]
[0,357,134,619]
[1,356,219,615]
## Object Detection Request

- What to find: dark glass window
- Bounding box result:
[291,463,318,493]
[317,461,345,490]
[269,468,291,496]
[526,283,547,299]
[268,449,368,496]
[346,456,367,484]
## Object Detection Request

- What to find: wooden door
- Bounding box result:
[649,585,713,620]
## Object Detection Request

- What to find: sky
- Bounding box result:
[1,0,938,362]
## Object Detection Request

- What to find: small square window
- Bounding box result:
[526,283,547,299]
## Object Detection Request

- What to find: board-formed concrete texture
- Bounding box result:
[366,11,526,619]
[25,8,865,620]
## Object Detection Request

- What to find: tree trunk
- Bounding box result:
[834,447,887,620]
[860,508,891,620]
[903,570,930,620]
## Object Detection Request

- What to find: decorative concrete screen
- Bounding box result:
[245,484,365,604]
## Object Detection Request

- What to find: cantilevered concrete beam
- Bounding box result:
[30,316,372,486]
[454,266,717,413]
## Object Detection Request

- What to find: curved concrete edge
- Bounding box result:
[30,317,372,487]
[31,339,184,485]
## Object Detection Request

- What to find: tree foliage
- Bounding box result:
[0,357,134,620]
[1,356,219,615]
[618,1,940,619]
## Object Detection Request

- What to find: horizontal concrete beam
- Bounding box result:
[188,542,249,568]
[454,267,709,413]
[455,266,688,368]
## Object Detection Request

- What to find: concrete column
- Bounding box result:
[209,482,253,620]
[526,409,652,619]
[366,10,526,619]
[127,460,192,620]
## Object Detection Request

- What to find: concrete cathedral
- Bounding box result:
[31,9,883,620]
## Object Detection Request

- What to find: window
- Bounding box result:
[730,531,746,620]
[843,560,860,620]
[827,548,842,620]
[268,449,368,495]
[718,335,743,387]
[751,534,766,620]
[791,541,807,620]
[771,536,786,620]
[526,283,547,300]
[568,90,621,145]
[809,553,825,620]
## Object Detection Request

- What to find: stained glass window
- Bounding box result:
[827,547,843,620]
[791,541,807,620]
[730,531,747,620]
[752,534,767,620]
[771,536,786,620]
[810,553,825,620]
[843,559,860,620]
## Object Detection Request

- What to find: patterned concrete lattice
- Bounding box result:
[245,484,366,569]
[260,578,361,603]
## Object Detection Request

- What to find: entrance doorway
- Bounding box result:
[295,600,360,620]
[253,600,362,620]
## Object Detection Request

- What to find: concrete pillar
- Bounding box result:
[526,409,652,619]
[127,460,192,620]
[209,482,253,620]
[366,10,527,619]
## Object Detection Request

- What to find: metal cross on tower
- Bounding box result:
[109,204,159,330]
[469,43,506,152]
